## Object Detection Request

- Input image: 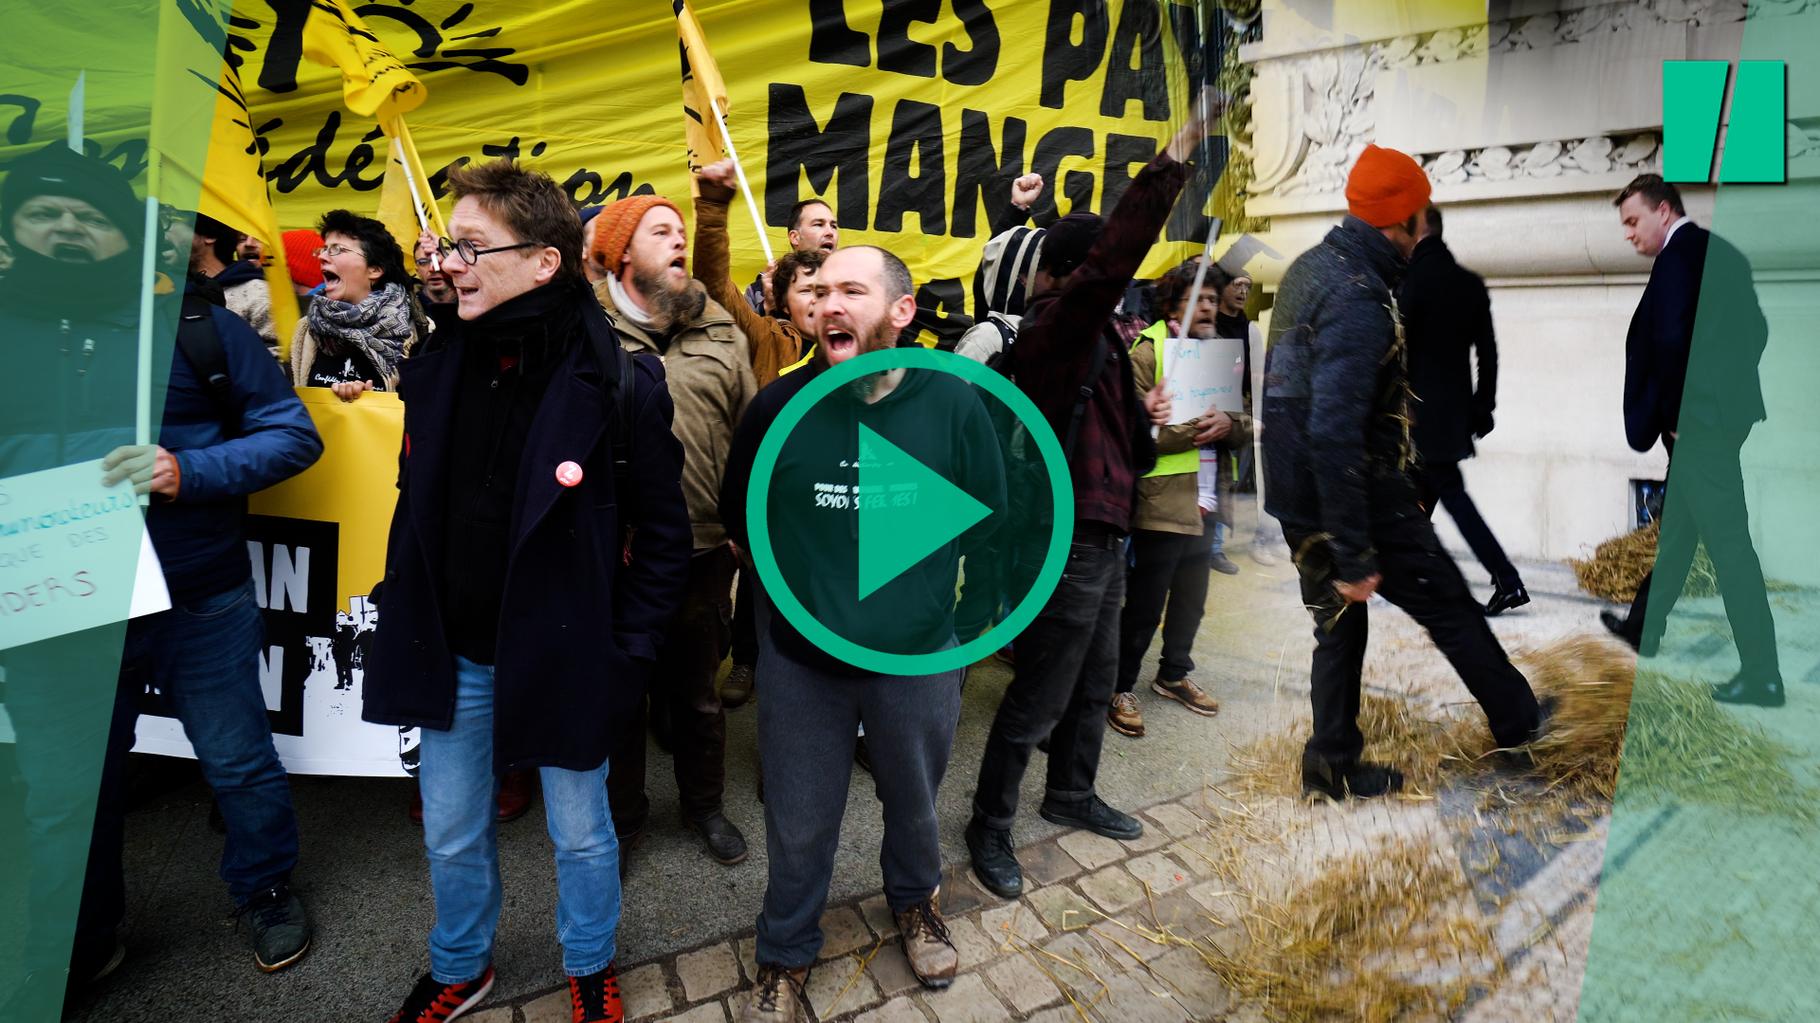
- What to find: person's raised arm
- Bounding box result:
[694,159,802,386]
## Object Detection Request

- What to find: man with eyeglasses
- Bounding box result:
[588,194,757,873]
[365,158,690,1023]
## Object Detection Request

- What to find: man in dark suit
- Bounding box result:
[1401,204,1528,615]
[1601,174,1782,707]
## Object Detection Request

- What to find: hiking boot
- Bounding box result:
[1301,754,1403,801]
[722,663,756,708]
[1038,794,1143,841]
[236,884,311,973]
[568,963,624,1023]
[1209,552,1241,575]
[1713,671,1786,708]
[386,967,495,1023]
[1107,692,1145,737]
[1152,676,1219,716]
[895,895,959,989]
[965,818,1022,899]
[690,812,749,866]
[1484,581,1530,616]
[738,964,809,1022]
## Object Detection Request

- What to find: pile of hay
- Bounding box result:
[1511,634,1809,815]
[1200,831,1498,1023]
[1227,692,1469,800]
[1569,522,1719,603]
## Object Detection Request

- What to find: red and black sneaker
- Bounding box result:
[568,963,624,1023]
[386,967,495,1022]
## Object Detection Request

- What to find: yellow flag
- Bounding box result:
[151,2,299,354]
[376,135,434,267]
[676,0,729,178]
[299,0,426,131]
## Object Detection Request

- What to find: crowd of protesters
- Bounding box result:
[1,81,1774,1021]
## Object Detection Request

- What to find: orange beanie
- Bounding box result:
[282,229,326,289]
[589,194,683,275]
[1345,145,1431,228]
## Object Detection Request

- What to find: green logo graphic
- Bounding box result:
[747,346,1074,676]
[1663,60,1786,183]
[856,423,993,601]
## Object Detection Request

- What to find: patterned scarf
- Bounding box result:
[306,281,414,388]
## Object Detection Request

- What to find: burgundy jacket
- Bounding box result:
[1016,152,1190,531]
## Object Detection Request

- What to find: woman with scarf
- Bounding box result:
[287,209,424,400]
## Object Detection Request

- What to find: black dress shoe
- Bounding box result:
[1302,754,1404,801]
[965,819,1022,899]
[1484,581,1530,616]
[690,812,749,865]
[1600,610,1640,652]
[1713,672,1786,708]
[1038,795,1143,841]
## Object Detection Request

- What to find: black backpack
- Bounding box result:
[175,291,239,433]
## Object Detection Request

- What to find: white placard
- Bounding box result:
[0,459,171,651]
[1161,337,1245,425]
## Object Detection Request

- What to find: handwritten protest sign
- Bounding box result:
[1161,337,1244,426]
[0,459,170,652]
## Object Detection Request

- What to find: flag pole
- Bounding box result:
[391,116,448,238]
[135,155,161,507]
[710,102,774,265]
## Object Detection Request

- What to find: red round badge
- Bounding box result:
[555,461,584,487]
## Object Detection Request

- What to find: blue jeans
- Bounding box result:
[117,579,298,903]
[419,657,620,983]
[6,580,299,974]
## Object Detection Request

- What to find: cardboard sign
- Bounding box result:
[0,459,169,652]
[1161,337,1245,425]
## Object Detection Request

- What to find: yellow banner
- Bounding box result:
[235,1,1223,330]
[135,390,413,775]
[12,2,1227,342]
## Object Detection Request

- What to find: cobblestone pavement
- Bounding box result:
[53,528,1816,1021]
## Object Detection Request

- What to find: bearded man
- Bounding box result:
[591,194,757,869]
[718,245,1004,1022]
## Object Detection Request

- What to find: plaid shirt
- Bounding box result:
[1015,153,1191,532]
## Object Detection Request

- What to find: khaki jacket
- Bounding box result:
[1129,333,1253,536]
[596,280,755,549]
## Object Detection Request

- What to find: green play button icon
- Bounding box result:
[747,347,1076,676]
[856,423,993,601]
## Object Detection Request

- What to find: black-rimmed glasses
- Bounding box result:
[435,237,538,265]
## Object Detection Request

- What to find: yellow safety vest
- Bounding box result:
[1134,321,1199,478]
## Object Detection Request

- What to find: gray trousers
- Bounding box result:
[752,623,964,968]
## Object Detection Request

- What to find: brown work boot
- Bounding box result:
[1152,676,1219,716]
[894,895,959,989]
[722,662,755,708]
[738,964,809,1022]
[1107,691,1145,737]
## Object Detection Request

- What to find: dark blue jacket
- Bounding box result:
[0,275,323,602]
[1261,216,1418,582]
[362,286,692,773]
[1624,222,1768,454]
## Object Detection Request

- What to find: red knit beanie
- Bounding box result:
[589,195,683,275]
[1345,145,1431,228]
[282,229,325,289]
